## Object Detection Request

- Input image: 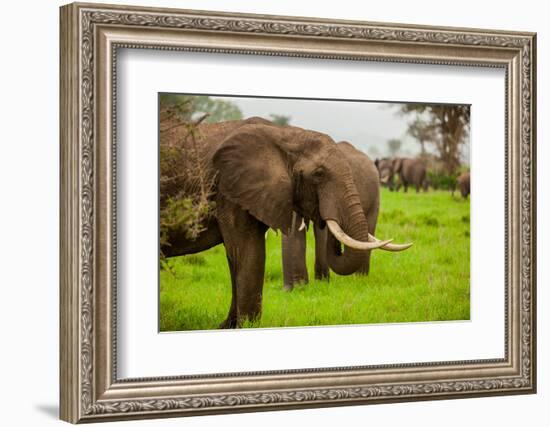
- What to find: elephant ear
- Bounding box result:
[392,158,403,173]
[213,125,294,233]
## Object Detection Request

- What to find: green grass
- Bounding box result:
[160,189,470,331]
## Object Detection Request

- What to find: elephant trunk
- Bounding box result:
[325,178,373,276]
[321,161,412,275]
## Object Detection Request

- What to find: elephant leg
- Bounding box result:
[217,197,268,328]
[313,223,329,281]
[219,263,238,329]
[281,214,309,291]
[356,207,378,276]
[404,182,409,193]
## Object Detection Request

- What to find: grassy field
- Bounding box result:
[160,189,470,331]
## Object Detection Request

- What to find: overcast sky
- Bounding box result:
[204,95,470,162]
[210,95,438,159]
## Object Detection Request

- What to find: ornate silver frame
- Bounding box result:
[60,2,536,423]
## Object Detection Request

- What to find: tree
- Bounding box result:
[398,105,469,175]
[193,97,243,122]
[269,114,291,126]
[367,145,380,158]
[407,116,435,155]
[387,138,402,157]
[159,94,243,123]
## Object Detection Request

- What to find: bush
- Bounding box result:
[427,171,457,191]
[159,98,216,259]
[160,197,216,249]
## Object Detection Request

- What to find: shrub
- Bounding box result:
[427,171,457,191]
[159,98,216,260]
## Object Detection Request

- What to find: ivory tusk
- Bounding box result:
[298,218,306,231]
[326,220,393,251]
[368,233,413,252]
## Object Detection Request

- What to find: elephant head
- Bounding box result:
[213,120,411,276]
[375,158,396,188]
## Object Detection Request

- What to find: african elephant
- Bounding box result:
[457,171,470,198]
[374,158,396,190]
[282,141,396,290]
[162,117,411,328]
[392,158,428,193]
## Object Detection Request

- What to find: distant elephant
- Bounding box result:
[374,158,396,190]
[457,171,470,198]
[162,117,412,328]
[281,142,409,290]
[393,158,428,193]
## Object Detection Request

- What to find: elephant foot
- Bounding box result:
[284,275,308,291]
[314,270,330,281]
[219,316,238,329]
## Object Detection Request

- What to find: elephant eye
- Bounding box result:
[312,168,326,179]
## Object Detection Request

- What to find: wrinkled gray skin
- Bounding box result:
[162,117,386,328]
[375,158,427,193]
[282,142,380,290]
[457,171,470,198]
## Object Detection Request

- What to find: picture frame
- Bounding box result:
[59,2,536,423]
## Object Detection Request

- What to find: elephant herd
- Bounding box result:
[163,117,482,328]
[375,157,428,193]
[374,157,470,198]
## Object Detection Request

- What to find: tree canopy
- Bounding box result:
[398,104,470,175]
[159,94,243,123]
[387,138,402,156]
[269,114,292,126]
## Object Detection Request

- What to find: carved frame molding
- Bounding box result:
[60,2,536,423]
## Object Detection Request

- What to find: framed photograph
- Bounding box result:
[60,2,536,423]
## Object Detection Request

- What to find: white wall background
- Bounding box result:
[0,1,545,426]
